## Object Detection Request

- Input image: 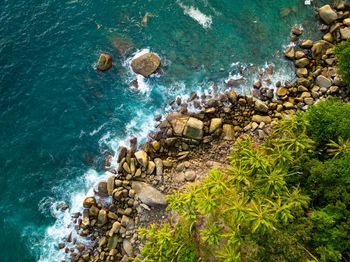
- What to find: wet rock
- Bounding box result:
[58,243,65,249]
[131,53,160,78]
[252,115,272,124]
[97,53,112,71]
[134,150,149,168]
[295,51,305,59]
[254,99,268,113]
[97,209,108,227]
[300,39,313,49]
[113,36,134,56]
[130,136,137,153]
[253,79,262,89]
[131,181,168,208]
[77,243,85,252]
[291,26,303,36]
[97,182,108,197]
[83,197,96,208]
[209,118,223,133]
[222,124,235,141]
[284,46,295,59]
[183,117,204,140]
[316,75,332,88]
[276,86,287,97]
[295,58,309,68]
[107,176,115,196]
[117,146,127,163]
[318,5,338,24]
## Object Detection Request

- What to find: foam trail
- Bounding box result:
[177,1,212,29]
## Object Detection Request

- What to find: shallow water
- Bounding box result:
[0,0,328,261]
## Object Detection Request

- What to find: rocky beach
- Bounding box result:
[56,2,350,261]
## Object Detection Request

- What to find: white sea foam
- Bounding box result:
[177,1,212,29]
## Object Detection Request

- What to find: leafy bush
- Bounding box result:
[335,38,350,89]
[304,99,350,153]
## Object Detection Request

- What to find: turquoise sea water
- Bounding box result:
[0,0,328,261]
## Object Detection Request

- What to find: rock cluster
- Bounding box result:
[63,3,350,262]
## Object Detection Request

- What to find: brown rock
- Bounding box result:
[131,53,160,78]
[97,53,112,71]
[83,197,96,208]
[284,46,295,59]
[276,87,287,97]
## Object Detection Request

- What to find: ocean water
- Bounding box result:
[0,0,328,261]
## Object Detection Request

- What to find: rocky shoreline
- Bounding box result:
[59,3,350,262]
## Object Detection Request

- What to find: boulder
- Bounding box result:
[340,28,350,39]
[131,53,160,78]
[276,86,287,97]
[222,124,235,141]
[252,115,272,124]
[97,209,108,227]
[154,158,163,176]
[134,150,148,168]
[311,40,334,59]
[291,26,303,36]
[123,239,134,257]
[318,5,338,24]
[254,99,268,113]
[107,176,115,196]
[83,197,96,208]
[300,39,313,49]
[97,53,112,71]
[121,215,134,230]
[227,90,237,103]
[108,235,118,250]
[284,46,295,59]
[171,117,189,136]
[146,161,156,175]
[316,75,332,88]
[183,117,204,140]
[131,181,168,208]
[97,182,108,197]
[295,58,309,68]
[117,146,127,163]
[209,118,223,133]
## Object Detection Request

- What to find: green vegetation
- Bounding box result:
[335,38,350,89]
[138,99,350,262]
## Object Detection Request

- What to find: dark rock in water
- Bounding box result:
[60,204,68,211]
[155,115,162,121]
[58,243,65,249]
[112,36,134,56]
[176,97,181,106]
[97,53,112,71]
[128,79,138,89]
[265,65,273,75]
[97,182,108,197]
[253,79,262,89]
[117,146,127,163]
[131,53,160,78]
[130,136,137,153]
[187,92,198,102]
[132,181,168,207]
[227,78,244,87]
[291,26,303,36]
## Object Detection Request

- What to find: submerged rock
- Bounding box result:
[97,53,112,71]
[131,181,168,207]
[131,53,160,78]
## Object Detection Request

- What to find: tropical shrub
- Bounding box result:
[335,38,350,89]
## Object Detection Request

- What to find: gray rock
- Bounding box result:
[107,176,115,196]
[117,146,127,163]
[121,215,134,230]
[132,181,168,208]
[154,158,163,176]
[185,170,196,181]
[146,161,155,175]
[222,124,235,141]
[171,117,189,136]
[340,28,350,39]
[316,75,332,88]
[97,209,108,227]
[123,239,134,257]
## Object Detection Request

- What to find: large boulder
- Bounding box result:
[318,5,338,25]
[131,53,160,78]
[252,115,272,124]
[183,117,204,140]
[83,197,96,208]
[131,181,168,207]
[311,40,334,59]
[316,75,332,88]
[97,53,112,71]
[340,28,350,39]
[97,209,108,227]
[209,118,223,133]
[284,46,295,59]
[134,150,149,168]
[254,99,268,113]
[171,117,189,136]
